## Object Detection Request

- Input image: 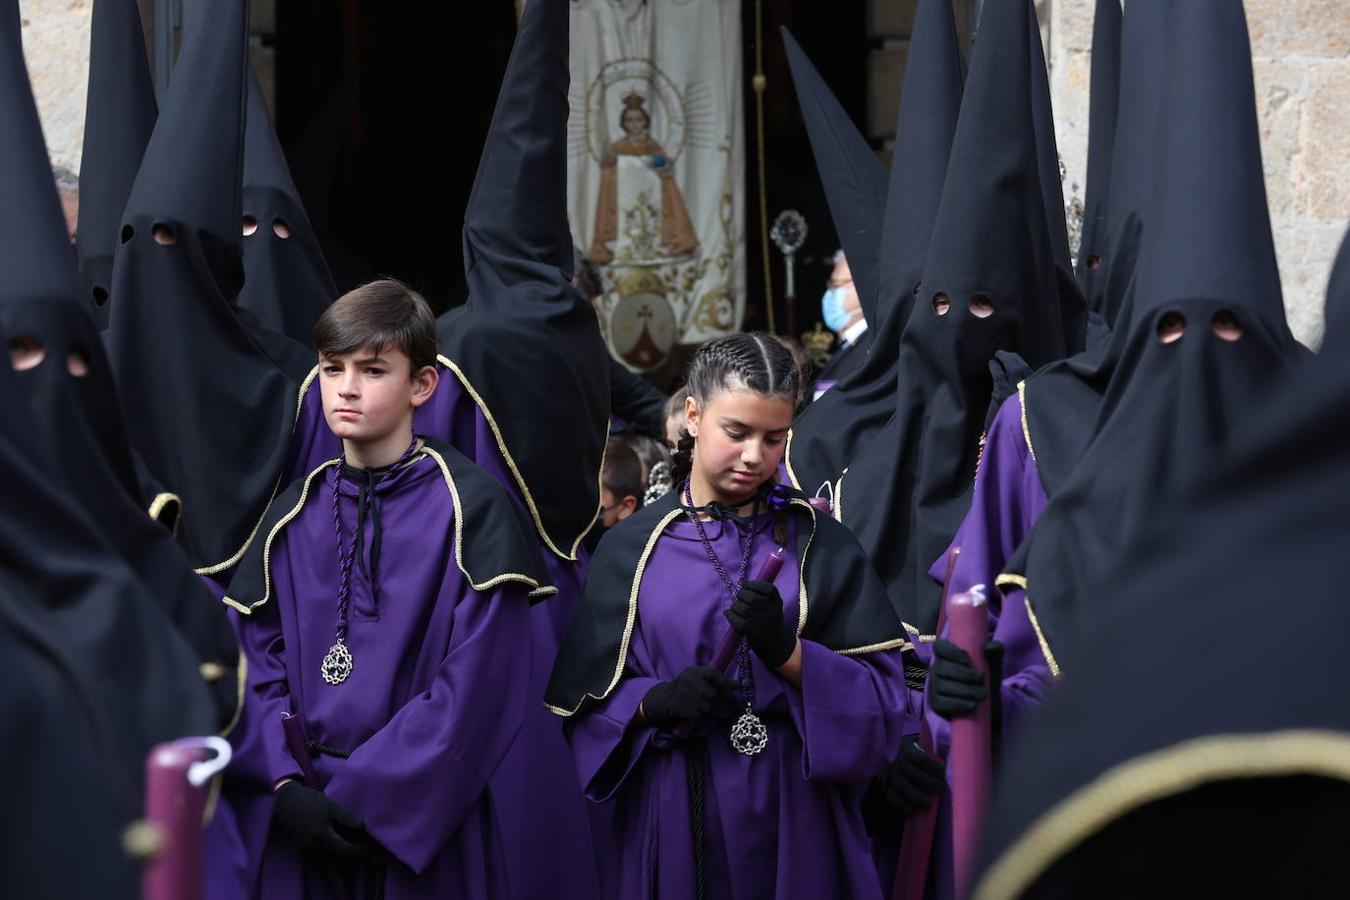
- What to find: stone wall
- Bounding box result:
[18,0,92,175]
[1048,0,1350,347]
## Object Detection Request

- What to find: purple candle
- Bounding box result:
[142,737,232,900]
[948,586,992,898]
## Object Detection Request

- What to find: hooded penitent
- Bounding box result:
[105,0,315,571]
[836,0,1084,637]
[434,0,609,563]
[1074,0,1121,309]
[1015,0,1167,497]
[972,238,1350,900]
[0,0,217,790]
[783,0,964,498]
[235,67,336,343]
[1000,0,1301,675]
[76,0,157,330]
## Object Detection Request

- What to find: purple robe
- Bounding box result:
[279,365,601,899]
[229,455,534,899]
[568,514,907,899]
[893,392,1052,899]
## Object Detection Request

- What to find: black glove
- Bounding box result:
[272,781,370,857]
[929,638,993,719]
[725,580,797,668]
[878,735,946,815]
[641,666,740,729]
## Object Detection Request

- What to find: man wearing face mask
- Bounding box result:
[814,249,871,391]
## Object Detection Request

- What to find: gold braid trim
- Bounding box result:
[195,364,321,576]
[421,445,552,597]
[792,498,816,635]
[837,638,910,656]
[545,507,684,718]
[438,354,605,562]
[1017,380,1037,462]
[831,471,845,523]
[147,493,181,535]
[222,458,338,614]
[902,621,937,643]
[783,429,803,491]
[971,730,1350,900]
[1023,594,1060,677]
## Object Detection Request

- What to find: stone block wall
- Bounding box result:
[1048,0,1350,347]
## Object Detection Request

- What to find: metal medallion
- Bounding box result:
[321,641,353,685]
[729,705,768,756]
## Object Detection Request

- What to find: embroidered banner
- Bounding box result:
[567,0,746,373]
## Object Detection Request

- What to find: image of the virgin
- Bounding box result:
[589,91,700,264]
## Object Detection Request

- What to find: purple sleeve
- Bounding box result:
[563,674,662,802]
[234,599,304,788]
[787,642,908,784]
[925,394,1048,754]
[324,585,532,874]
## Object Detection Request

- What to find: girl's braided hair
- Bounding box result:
[672,333,801,541]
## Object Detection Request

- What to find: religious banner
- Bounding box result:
[567,0,746,374]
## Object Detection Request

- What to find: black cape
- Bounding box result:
[1001,0,1301,673]
[1073,0,1121,311]
[834,0,1084,637]
[225,438,555,613]
[784,0,964,497]
[236,67,336,343]
[972,220,1350,900]
[76,0,156,329]
[543,488,905,717]
[437,0,609,561]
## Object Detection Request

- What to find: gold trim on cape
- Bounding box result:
[195,364,321,576]
[545,498,902,717]
[147,492,182,535]
[1017,379,1037,462]
[970,730,1350,900]
[543,507,684,718]
[222,450,550,615]
[437,354,604,562]
[996,582,1061,678]
[784,428,803,491]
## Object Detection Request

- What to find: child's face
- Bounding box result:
[686,387,793,503]
[319,346,435,446]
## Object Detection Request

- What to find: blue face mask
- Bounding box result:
[821,286,853,335]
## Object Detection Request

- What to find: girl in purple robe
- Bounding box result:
[546,334,909,900]
[223,282,554,899]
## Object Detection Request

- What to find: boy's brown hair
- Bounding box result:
[314,278,438,374]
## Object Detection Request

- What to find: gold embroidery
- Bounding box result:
[792,498,816,635]
[902,621,938,643]
[147,492,181,535]
[831,471,845,523]
[971,730,1350,900]
[195,365,322,576]
[438,354,606,562]
[222,459,338,614]
[545,507,684,718]
[995,572,1028,590]
[1017,379,1037,462]
[837,638,910,656]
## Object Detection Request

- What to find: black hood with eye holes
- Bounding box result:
[784,0,965,499]
[833,0,1084,636]
[1002,0,1301,672]
[236,67,336,344]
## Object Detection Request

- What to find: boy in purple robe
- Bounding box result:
[223,281,554,899]
[546,334,909,900]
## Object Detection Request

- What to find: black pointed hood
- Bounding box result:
[0,0,217,793]
[782,29,888,327]
[106,0,314,571]
[973,222,1350,900]
[235,68,336,343]
[1092,0,1167,326]
[0,1,239,727]
[785,0,964,497]
[835,0,1084,635]
[438,0,609,560]
[1324,230,1350,341]
[1075,0,1121,307]
[1004,0,1301,673]
[75,0,157,329]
